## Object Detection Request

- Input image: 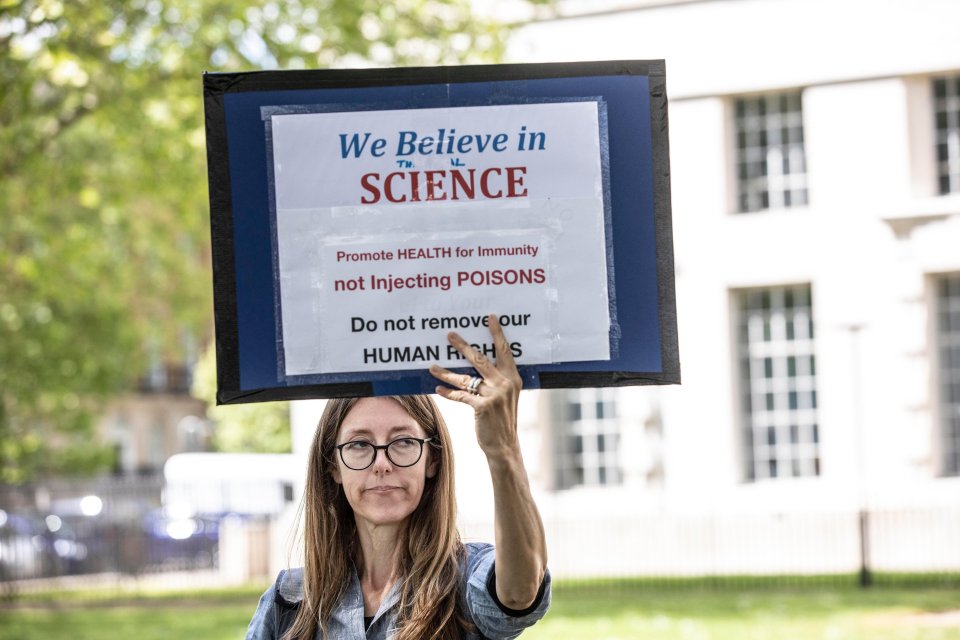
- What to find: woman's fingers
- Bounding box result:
[488,313,517,372]
[429,363,487,408]
[445,330,503,382]
[428,364,481,393]
[433,380,484,408]
[429,316,523,408]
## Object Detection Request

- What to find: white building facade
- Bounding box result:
[490,0,960,578]
[282,0,960,582]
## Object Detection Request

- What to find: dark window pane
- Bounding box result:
[738,284,818,483]
[939,275,960,475]
[934,78,947,98]
[736,91,805,212]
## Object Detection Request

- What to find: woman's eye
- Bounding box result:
[344,441,369,451]
[392,438,415,449]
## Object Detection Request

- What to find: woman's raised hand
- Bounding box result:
[429,314,523,455]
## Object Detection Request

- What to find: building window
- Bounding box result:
[557,388,622,488]
[934,75,960,195]
[734,91,808,212]
[936,275,960,475]
[736,285,819,480]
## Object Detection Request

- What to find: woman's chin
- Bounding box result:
[356,504,416,527]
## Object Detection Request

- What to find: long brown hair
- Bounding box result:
[284,396,474,640]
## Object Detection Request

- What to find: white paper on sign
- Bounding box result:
[271,100,612,376]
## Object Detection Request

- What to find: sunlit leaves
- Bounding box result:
[1,0,525,481]
[191,345,291,454]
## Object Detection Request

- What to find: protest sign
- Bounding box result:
[204,60,678,403]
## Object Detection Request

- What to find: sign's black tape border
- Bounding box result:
[203,60,679,405]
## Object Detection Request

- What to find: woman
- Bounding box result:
[246,317,550,639]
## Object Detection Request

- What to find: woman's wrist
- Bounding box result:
[483,443,526,474]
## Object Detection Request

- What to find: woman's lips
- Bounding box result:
[366,485,400,493]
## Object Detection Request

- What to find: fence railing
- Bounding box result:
[0,476,212,583]
[3,478,960,593]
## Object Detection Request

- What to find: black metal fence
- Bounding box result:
[0,476,218,589]
[3,478,960,595]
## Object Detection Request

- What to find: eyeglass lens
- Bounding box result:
[340,438,425,470]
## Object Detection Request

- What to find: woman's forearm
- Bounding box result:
[428,318,548,609]
[486,445,548,610]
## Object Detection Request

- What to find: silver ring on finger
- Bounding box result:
[466,376,483,395]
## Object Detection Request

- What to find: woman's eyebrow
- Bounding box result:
[341,425,419,439]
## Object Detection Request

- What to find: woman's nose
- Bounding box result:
[371,447,393,472]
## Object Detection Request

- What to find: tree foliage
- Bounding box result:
[0,0,520,482]
[191,341,291,454]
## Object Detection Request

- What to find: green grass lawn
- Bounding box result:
[524,587,960,640]
[1,585,958,640]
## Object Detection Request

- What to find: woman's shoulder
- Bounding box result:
[274,544,494,604]
[464,541,494,556]
[462,541,497,579]
[245,569,304,639]
[274,567,306,606]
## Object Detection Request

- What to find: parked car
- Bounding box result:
[0,509,89,579]
[142,507,219,569]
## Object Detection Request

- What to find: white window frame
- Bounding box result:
[735,285,820,481]
[734,90,808,213]
[557,388,623,488]
[934,273,960,476]
[934,75,960,195]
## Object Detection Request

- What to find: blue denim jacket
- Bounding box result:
[245,542,550,639]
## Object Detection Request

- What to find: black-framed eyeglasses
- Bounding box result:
[334,437,435,471]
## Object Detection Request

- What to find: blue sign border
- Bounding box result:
[203,60,678,403]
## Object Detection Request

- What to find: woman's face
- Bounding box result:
[331,397,437,528]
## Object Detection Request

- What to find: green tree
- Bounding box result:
[0,0,528,482]
[191,341,291,453]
